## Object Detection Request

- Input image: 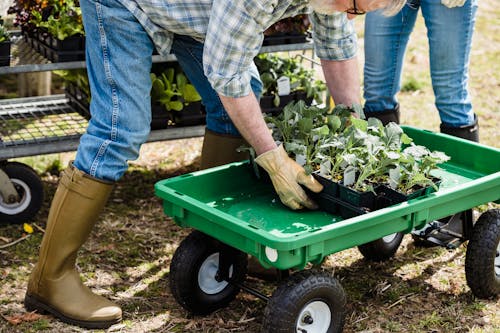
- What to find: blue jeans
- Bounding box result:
[75,0,262,181]
[363,0,477,127]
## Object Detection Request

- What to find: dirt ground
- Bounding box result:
[1,1,499,332]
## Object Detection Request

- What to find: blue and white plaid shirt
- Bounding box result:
[117,0,357,97]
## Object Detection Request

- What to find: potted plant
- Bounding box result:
[0,20,11,67]
[261,101,449,216]
[150,67,204,127]
[255,53,326,114]
[263,15,310,46]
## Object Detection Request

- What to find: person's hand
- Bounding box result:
[441,0,467,8]
[255,145,323,210]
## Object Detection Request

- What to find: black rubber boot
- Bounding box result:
[363,104,400,125]
[440,115,479,142]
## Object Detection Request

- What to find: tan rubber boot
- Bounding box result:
[25,164,122,329]
[200,129,250,170]
[200,129,283,280]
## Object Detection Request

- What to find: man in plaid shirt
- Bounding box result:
[25,0,405,328]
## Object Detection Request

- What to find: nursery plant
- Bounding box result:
[150,68,202,112]
[0,23,10,43]
[264,14,310,36]
[255,53,326,108]
[29,0,84,41]
[264,101,450,197]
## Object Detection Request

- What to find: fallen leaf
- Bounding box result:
[3,312,44,325]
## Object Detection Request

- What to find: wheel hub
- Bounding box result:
[296,300,331,333]
[0,179,30,214]
[198,253,233,295]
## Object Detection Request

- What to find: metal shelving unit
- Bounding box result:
[0,34,313,160]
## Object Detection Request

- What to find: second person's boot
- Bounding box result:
[440,115,479,142]
[363,104,400,125]
[25,164,122,329]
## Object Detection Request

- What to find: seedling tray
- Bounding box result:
[155,126,500,270]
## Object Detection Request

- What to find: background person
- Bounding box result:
[363,0,479,142]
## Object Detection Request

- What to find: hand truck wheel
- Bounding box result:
[465,209,500,299]
[169,230,248,314]
[0,161,44,224]
[357,232,404,262]
[262,270,346,333]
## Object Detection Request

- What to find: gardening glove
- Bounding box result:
[255,145,323,210]
[441,0,466,8]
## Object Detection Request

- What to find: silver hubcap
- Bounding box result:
[296,301,331,333]
[198,253,233,294]
[0,178,31,215]
[383,233,397,243]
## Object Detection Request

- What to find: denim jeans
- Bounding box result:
[172,35,263,136]
[363,0,477,127]
[75,0,262,181]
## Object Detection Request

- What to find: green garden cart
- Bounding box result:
[155,126,500,333]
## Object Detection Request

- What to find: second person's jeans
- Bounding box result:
[363,0,477,127]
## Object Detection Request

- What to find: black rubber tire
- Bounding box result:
[169,230,247,315]
[357,232,404,262]
[0,162,44,224]
[465,209,500,299]
[262,270,346,333]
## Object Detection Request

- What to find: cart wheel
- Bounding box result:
[262,270,346,333]
[0,162,44,225]
[169,230,248,315]
[357,232,404,262]
[465,209,500,299]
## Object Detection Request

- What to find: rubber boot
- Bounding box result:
[440,115,479,142]
[25,164,122,329]
[200,129,250,169]
[200,129,283,280]
[363,104,400,125]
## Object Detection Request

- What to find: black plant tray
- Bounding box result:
[0,41,11,66]
[65,82,91,120]
[151,102,171,130]
[260,91,313,115]
[25,32,86,62]
[375,178,442,207]
[171,101,206,127]
[262,33,308,46]
[0,56,10,67]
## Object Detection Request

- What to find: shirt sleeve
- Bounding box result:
[309,12,357,61]
[203,0,276,98]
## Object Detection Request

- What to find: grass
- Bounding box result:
[1,2,499,332]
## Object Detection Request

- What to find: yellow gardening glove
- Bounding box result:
[255,145,323,210]
[441,0,466,8]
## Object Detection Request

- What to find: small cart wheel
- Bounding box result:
[357,232,404,262]
[0,162,44,225]
[169,230,248,315]
[465,209,500,299]
[262,270,346,333]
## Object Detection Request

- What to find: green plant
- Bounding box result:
[150,68,201,112]
[0,22,10,43]
[264,101,449,194]
[30,0,84,40]
[255,53,326,107]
